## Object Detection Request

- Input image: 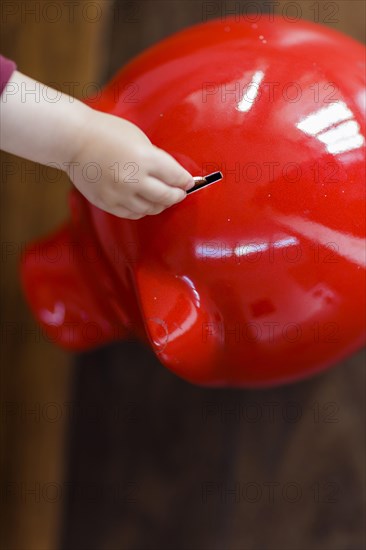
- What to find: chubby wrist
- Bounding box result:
[61,99,94,170]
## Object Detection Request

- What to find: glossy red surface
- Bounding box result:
[21,16,366,387]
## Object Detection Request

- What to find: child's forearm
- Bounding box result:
[0,70,90,169]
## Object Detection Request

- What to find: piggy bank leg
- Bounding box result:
[134,263,225,386]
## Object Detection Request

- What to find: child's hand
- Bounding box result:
[68,109,194,219]
[0,70,194,219]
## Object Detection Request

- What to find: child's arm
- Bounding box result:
[0,70,194,219]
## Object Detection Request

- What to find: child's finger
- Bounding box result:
[148,147,194,190]
[121,193,158,215]
[138,177,186,205]
[135,199,166,216]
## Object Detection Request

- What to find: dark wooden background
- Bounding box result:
[61,343,366,550]
[1,1,365,549]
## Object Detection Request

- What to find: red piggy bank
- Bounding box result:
[21,16,365,387]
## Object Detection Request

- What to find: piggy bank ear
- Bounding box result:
[20,188,132,351]
[20,222,129,351]
[134,263,224,386]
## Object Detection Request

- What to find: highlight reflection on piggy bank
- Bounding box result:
[21,17,365,387]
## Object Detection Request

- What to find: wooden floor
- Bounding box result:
[60,343,366,550]
[1,1,365,549]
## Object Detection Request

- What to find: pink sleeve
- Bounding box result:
[0,54,17,96]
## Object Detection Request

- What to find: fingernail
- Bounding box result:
[185,179,195,191]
